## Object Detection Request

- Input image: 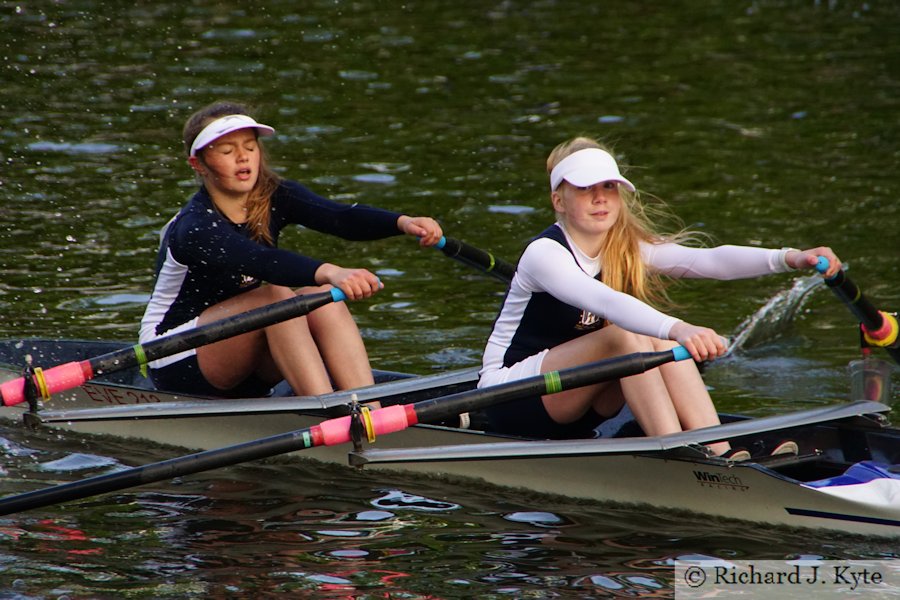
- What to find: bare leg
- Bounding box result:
[195,285,334,396]
[648,337,728,454]
[540,326,679,433]
[298,285,376,390]
[539,325,730,454]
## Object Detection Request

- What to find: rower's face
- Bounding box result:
[198,129,261,198]
[552,180,622,239]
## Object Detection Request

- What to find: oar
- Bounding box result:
[0,288,347,407]
[434,236,516,282]
[0,346,690,515]
[817,258,900,364]
[33,367,481,423]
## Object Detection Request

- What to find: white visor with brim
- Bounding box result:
[549,148,636,192]
[189,114,275,157]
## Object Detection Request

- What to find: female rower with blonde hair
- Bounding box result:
[139,100,443,399]
[478,136,841,457]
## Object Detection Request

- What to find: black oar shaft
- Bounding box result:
[413,348,687,424]
[437,236,516,282]
[91,289,343,375]
[0,429,317,516]
[825,270,883,332]
[824,269,900,364]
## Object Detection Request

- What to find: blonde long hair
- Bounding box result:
[547,137,698,309]
[182,101,282,245]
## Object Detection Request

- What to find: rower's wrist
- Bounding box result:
[315,262,338,285]
[779,247,801,271]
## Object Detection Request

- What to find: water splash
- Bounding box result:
[728,271,825,355]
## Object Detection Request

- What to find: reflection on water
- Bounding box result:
[1,0,899,596]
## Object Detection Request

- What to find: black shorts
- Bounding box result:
[481,394,606,440]
[150,355,274,399]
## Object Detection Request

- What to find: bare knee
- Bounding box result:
[651,337,679,351]
[307,298,355,334]
[259,284,297,303]
[603,326,654,354]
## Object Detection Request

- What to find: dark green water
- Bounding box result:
[1,1,899,597]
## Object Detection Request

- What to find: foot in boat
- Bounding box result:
[719,447,751,461]
[770,440,799,456]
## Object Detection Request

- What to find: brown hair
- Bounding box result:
[183,101,281,245]
[547,136,698,308]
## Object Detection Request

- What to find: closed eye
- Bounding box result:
[215,142,257,156]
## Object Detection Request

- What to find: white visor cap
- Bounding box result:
[549,148,636,193]
[189,114,275,157]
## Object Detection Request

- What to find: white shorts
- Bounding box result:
[477,349,549,388]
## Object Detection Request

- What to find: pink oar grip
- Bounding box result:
[369,404,418,434]
[315,405,416,446]
[0,361,93,407]
[315,415,352,445]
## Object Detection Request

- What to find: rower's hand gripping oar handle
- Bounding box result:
[0,288,348,407]
[816,257,899,357]
[433,236,516,283]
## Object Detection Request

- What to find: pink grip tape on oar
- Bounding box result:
[863,313,899,347]
[313,404,419,446]
[0,361,93,406]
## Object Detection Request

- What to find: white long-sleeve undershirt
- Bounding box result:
[514,230,791,341]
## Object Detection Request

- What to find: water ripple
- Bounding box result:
[27,141,120,154]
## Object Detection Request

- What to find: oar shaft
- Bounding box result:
[817,258,900,363]
[291,349,691,448]
[0,429,319,516]
[824,269,884,332]
[0,289,346,407]
[316,348,690,445]
[435,236,516,282]
[413,347,691,424]
[102,288,345,371]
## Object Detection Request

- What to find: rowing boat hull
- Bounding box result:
[365,451,900,538]
[10,395,899,538]
[1,339,898,538]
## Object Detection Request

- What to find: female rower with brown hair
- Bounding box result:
[139,100,442,399]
